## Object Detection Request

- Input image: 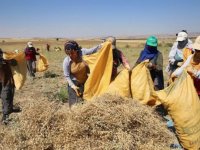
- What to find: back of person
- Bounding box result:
[25,47,37,61]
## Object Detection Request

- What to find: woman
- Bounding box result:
[24,42,40,78]
[172,36,200,96]
[135,36,164,90]
[105,37,130,80]
[63,41,102,107]
[167,31,193,76]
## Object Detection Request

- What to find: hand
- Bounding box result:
[72,85,81,96]
[169,59,175,65]
[124,64,131,71]
[177,62,183,67]
[147,62,156,69]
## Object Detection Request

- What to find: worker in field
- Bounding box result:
[135,36,164,90]
[167,30,193,76]
[63,41,102,107]
[24,42,40,78]
[46,43,50,52]
[172,36,200,97]
[105,36,130,80]
[0,49,21,125]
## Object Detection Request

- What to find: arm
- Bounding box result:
[120,51,130,70]
[168,42,177,63]
[155,52,163,71]
[63,57,75,87]
[33,47,40,55]
[81,44,102,55]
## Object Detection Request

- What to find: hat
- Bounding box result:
[193,36,200,51]
[106,37,116,49]
[176,32,188,41]
[27,42,33,48]
[146,36,158,47]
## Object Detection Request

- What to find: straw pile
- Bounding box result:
[0,94,176,149]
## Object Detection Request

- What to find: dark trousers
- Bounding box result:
[26,60,36,77]
[150,70,164,90]
[68,81,84,107]
[0,83,15,115]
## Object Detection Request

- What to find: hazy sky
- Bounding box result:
[0,0,200,38]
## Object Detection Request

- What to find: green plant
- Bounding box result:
[43,71,58,78]
[55,86,68,103]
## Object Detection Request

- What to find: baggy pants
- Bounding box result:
[0,83,15,115]
[68,81,84,107]
[26,60,36,77]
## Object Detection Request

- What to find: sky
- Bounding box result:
[0,0,200,38]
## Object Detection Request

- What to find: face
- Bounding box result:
[66,50,79,61]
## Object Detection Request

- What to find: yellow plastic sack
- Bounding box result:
[157,71,200,150]
[3,52,27,90]
[131,62,159,106]
[106,69,131,98]
[36,54,49,72]
[83,42,113,100]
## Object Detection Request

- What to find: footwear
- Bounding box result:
[2,114,10,125]
[12,107,21,113]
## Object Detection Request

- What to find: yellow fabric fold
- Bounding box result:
[106,69,131,98]
[3,52,27,90]
[131,62,159,106]
[83,42,113,100]
[36,54,49,72]
[157,71,200,150]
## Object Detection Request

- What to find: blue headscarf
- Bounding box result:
[137,44,158,62]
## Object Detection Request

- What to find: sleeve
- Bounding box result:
[155,52,163,71]
[81,44,102,55]
[120,51,130,69]
[33,47,39,55]
[63,57,75,87]
[168,42,177,61]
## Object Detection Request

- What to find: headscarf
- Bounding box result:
[137,45,158,62]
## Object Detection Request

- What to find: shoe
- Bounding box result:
[11,107,21,113]
[2,114,10,125]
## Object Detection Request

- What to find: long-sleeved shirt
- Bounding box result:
[63,45,101,87]
[168,39,193,61]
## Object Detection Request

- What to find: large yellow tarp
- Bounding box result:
[157,71,200,150]
[3,52,27,90]
[131,62,159,106]
[36,54,49,72]
[106,69,131,98]
[83,42,113,100]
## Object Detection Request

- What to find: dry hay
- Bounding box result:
[0,94,176,150]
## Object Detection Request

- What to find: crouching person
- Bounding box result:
[0,49,20,125]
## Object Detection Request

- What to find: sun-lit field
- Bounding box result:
[0,38,192,149]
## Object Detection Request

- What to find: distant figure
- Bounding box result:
[135,36,164,90]
[167,30,193,76]
[46,43,50,51]
[24,42,40,78]
[105,36,130,80]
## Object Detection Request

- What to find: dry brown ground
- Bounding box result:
[0,38,179,149]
